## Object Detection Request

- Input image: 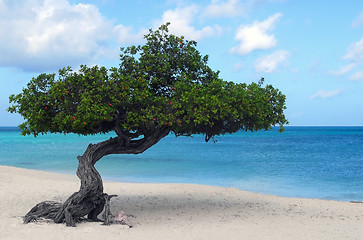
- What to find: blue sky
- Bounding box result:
[1,0,363,126]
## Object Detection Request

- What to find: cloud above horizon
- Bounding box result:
[203,0,245,18]
[154,5,222,41]
[310,89,343,100]
[230,12,282,55]
[0,0,146,72]
[350,70,363,81]
[0,0,226,72]
[329,63,357,76]
[330,35,363,81]
[352,11,363,28]
[344,36,363,62]
[254,50,289,73]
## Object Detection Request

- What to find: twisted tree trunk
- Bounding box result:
[24,126,169,226]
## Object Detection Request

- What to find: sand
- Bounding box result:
[0,165,362,240]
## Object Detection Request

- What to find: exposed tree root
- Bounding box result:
[23,201,62,224]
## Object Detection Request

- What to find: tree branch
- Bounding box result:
[89,125,170,164]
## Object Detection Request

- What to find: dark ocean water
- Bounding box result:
[0,126,362,201]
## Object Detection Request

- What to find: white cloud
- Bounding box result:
[203,0,244,18]
[352,11,363,28]
[343,36,363,62]
[114,25,147,44]
[230,12,282,55]
[330,37,363,77]
[155,5,221,41]
[350,71,363,81]
[0,0,144,72]
[310,89,343,100]
[329,63,357,76]
[254,50,289,73]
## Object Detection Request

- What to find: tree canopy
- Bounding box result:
[8,23,288,142]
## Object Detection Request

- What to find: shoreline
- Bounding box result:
[1,165,362,239]
[4,163,360,203]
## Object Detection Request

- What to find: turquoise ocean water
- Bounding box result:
[0,126,362,202]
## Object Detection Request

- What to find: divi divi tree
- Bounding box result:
[8,23,288,227]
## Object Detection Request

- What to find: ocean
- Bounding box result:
[0,126,362,202]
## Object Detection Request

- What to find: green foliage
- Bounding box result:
[8,23,288,139]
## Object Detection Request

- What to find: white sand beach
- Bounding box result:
[0,165,362,240]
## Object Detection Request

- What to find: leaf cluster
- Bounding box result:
[8,23,288,140]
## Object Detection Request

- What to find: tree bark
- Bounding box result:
[24,126,170,226]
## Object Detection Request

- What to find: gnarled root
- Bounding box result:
[24,185,107,226]
[23,201,62,224]
[23,192,122,227]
